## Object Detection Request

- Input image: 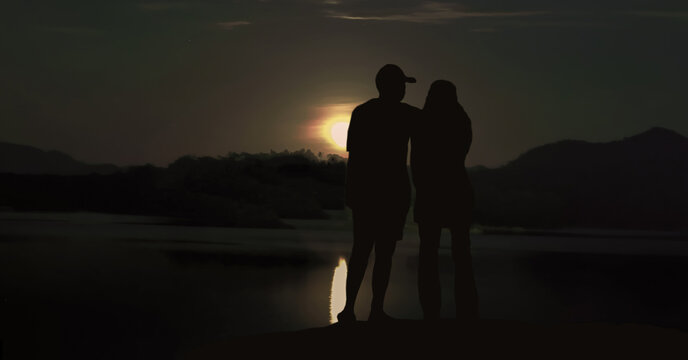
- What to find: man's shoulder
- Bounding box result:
[356,100,419,111]
[399,103,421,121]
[354,99,379,112]
[399,102,421,113]
[353,100,420,122]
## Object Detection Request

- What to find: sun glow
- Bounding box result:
[318,113,350,151]
[306,102,357,155]
[329,257,348,324]
[329,121,349,149]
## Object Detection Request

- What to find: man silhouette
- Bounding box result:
[338,64,419,322]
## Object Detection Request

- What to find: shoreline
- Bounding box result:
[181,319,688,359]
[0,210,684,241]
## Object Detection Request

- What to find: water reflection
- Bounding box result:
[329,257,347,324]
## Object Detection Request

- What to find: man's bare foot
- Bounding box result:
[337,310,356,324]
[368,311,395,322]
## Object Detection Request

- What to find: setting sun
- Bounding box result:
[319,113,350,151]
[306,102,357,155]
[330,121,349,149]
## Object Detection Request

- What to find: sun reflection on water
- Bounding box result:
[329,257,348,324]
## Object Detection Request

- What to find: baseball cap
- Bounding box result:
[375,64,417,86]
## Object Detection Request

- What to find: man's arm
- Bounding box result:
[346,107,360,153]
[345,106,360,208]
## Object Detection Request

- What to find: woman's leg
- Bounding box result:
[418,223,442,319]
[450,224,479,320]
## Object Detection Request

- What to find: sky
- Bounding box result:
[1,0,687,167]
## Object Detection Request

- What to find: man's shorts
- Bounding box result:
[352,208,408,242]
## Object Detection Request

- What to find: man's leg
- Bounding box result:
[338,213,374,322]
[418,224,442,320]
[450,224,479,320]
[369,238,397,320]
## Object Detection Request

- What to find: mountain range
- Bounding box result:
[469,127,687,230]
[0,127,686,230]
[0,142,119,175]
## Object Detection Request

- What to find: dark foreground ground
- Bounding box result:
[182,319,687,359]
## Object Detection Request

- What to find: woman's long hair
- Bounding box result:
[422,80,472,158]
[423,80,459,112]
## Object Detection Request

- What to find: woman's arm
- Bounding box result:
[461,105,472,158]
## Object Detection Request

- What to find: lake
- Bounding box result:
[1,212,686,359]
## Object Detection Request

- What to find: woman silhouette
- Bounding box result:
[411,80,479,320]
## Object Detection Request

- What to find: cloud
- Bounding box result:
[216,21,252,30]
[627,11,688,19]
[137,2,193,11]
[470,27,498,33]
[326,2,547,23]
[43,27,100,36]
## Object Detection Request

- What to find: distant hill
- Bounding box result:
[0,150,345,228]
[470,127,688,230]
[0,128,685,230]
[0,142,119,175]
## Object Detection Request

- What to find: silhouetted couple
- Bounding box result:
[337,64,478,323]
